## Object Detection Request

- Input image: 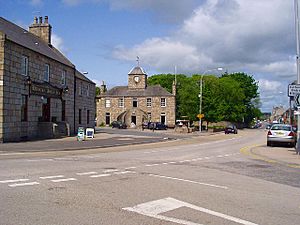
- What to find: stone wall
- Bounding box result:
[0,32,5,142]
[1,38,75,142]
[96,94,176,128]
[75,78,96,132]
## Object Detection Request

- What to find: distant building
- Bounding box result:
[96,66,176,128]
[0,16,95,142]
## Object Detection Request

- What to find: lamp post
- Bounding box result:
[199,67,223,132]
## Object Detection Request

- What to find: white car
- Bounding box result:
[267,124,296,147]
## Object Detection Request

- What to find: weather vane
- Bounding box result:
[136,56,140,67]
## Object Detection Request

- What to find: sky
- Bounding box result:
[0,0,297,113]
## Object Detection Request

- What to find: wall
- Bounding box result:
[0,32,5,142]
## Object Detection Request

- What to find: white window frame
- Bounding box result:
[44,64,50,82]
[160,98,166,107]
[118,98,124,107]
[132,97,138,108]
[21,55,28,76]
[61,70,66,85]
[146,98,152,107]
[105,99,111,108]
[86,84,90,97]
[79,82,83,96]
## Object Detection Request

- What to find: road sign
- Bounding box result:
[197,114,204,119]
[295,94,300,106]
[288,84,300,97]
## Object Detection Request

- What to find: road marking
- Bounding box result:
[39,175,64,179]
[114,171,136,175]
[27,159,54,162]
[9,182,40,187]
[51,178,77,183]
[76,171,98,176]
[146,164,160,167]
[123,197,259,225]
[149,174,228,190]
[125,167,137,170]
[0,152,26,156]
[90,174,111,178]
[0,178,29,184]
[103,169,119,173]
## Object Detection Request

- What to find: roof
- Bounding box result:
[128,66,147,75]
[0,17,74,68]
[101,85,173,97]
[75,70,95,84]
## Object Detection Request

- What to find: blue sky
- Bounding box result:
[0,0,297,112]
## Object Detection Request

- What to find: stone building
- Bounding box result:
[96,66,176,128]
[0,16,95,142]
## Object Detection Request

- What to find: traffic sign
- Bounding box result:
[288,84,300,97]
[295,94,300,106]
[197,114,204,119]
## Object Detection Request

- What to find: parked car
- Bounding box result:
[144,122,167,130]
[224,124,238,134]
[111,121,127,129]
[267,124,296,147]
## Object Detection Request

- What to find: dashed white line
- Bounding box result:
[149,174,228,189]
[51,178,77,183]
[103,169,119,173]
[146,164,160,167]
[39,175,64,179]
[90,174,111,178]
[76,171,98,176]
[9,182,40,187]
[114,171,137,175]
[125,167,137,170]
[0,179,29,184]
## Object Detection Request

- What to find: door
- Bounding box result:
[161,115,166,125]
[105,112,110,125]
[42,98,50,122]
[131,115,136,125]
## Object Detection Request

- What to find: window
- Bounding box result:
[79,82,83,96]
[44,64,50,82]
[21,95,28,121]
[118,98,124,107]
[86,85,90,97]
[79,109,82,124]
[21,55,28,76]
[61,70,66,85]
[105,99,111,108]
[146,98,152,107]
[87,110,90,124]
[161,98,166,107]
[132,97,138,107]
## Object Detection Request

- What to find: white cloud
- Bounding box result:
[51,33,67,53]
[30,0,42,6]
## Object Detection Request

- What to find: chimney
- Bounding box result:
[100,81,107,94]
[29,16,52,45]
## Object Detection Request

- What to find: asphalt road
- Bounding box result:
[0,129,299,225]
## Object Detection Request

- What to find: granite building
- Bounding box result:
[0,16,95,142]
[96,66,176,128]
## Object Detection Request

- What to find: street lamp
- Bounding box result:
[199,67,223,132]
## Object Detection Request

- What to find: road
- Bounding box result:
[0,129,299,225]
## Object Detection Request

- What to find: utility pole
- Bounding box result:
[295,0,300,143]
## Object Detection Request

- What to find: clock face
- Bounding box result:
[134,76,140,83]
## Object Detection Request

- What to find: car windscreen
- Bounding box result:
[271,125,291,131]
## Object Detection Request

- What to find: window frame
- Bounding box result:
[105,99,111,108]
[160,98,166,107]
[146,98,152,107]
[132,97,138,108]
[61,70,66,85]
[21,55,28,76]
[118,98,124,107]
[44,63,50,82]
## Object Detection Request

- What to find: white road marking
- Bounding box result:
[39,175,64,179]
[149,174,228,189]
[27,159,54,162]
[9,182,40,187]
[123,197,259,225]
[90,174,111,178]
[125,167,137,170]
[168,162,176,164]
[114,171,136,175]
[0,152,26,156]
[103,169,119,173]
[76,171,98,176]
[0,178,29,184]
[146,164,160,167]
[51,178,77,183]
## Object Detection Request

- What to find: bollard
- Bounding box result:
[296,137,300,155]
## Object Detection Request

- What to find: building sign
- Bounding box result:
[288,84,300,97]
[31,82,62,98]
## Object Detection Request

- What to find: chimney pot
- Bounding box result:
[44,16,48,24]
[34,17,38,24]
[39,16,42,24]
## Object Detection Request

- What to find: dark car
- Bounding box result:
[225,124,238,134]
[111,121,127,129]
[145,122,167,130]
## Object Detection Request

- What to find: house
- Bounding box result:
[96,65,176,128]
[0,16,95,142]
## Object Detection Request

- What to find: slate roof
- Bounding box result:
[0,17,74,68]
[102,85,173,97]
[128,66,147,75]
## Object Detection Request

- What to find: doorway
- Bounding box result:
[131,115,136,125]
[160,113,166,125]
[42,97,50,122]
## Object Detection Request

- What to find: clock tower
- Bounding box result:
[128,66,147,89]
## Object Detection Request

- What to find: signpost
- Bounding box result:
[288,84,300,97]
[197,114,204,119]
[295,94,300,106]
[85,128,94,139]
